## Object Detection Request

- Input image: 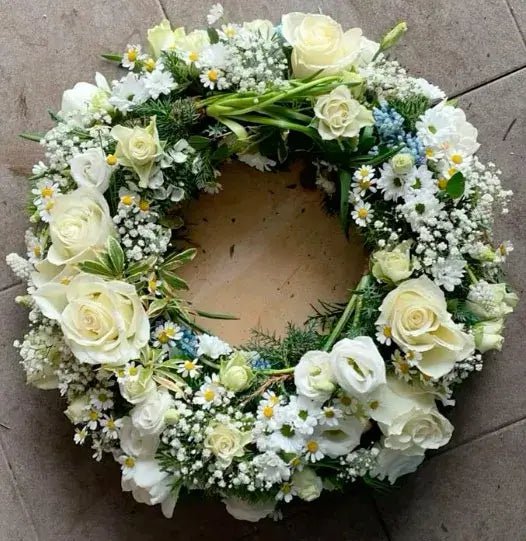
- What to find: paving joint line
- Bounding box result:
[155,0,170,21]
[505,0,526,46]
[0,434,39,541]
[451,64,526,99]
[435,415,526,458]
[0,281,23,295]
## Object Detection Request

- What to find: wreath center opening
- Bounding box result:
[178,160,368,344]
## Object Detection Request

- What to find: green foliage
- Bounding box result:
[447,298,482,327]
[130,97,200,146]
[160,51,200,92]
[309,299,348,331]
[247,322,325,369]
[344,280,387,339]
[446,171,466,199]
[388,95,430,131]
[77,236,127,278]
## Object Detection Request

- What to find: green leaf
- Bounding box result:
[148,298,168,318]
[339,170,352,236]
[77,260,115,277]
[357,126,375,153]
[188,135,211,150]
[19,132,45,142]
[207,28,220,44]
[162,248,197,270]
[160,270,189,291]
[446,171,465,199]
[195,309,239,320]
[211,144,233,162]
[126,255,157,279]
[101,53,122,62]
[106,236,125,275]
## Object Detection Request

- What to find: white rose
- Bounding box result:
[69,148,112,193]
[317,416,365,458]
[223,497,275,522]
[119,366,157,404]
[376,276,474,378]
[373,445,424,484]
[292,467,323,501]
[466,282,518,319]
[329,336,386,396]
[147,19,185,58]
[204,422,251,466]
[473,318,505,353]
[371,378,453,456]
[314,85,374,140]
[119,416,159,457]
[130,389,174,436]
[64,395,90,423]
[294,350,335,402]
[111,117,162,188]
[46,187,115,266]
[33,273,149,365]
[372,241,413,284]
[122,458,179,518]
[61,82,98,114]
[220,352,254,392]
[281,12,363,78]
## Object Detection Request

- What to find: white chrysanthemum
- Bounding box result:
[197,334,232,359]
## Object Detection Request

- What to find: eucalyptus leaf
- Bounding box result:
[446,171,465,199]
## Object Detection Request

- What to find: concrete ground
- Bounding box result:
[1,1,525,540]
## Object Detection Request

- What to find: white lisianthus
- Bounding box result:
[130,389,174,436]
[147,19,185,58]
[314,85,374,140]
[292,467,323,501]
[119,366,157,404]
[371,378,453,456]
[220,351,254,392]
[317,416,364,458]
[376,276,474,378]
[197,334,232,359]
[61,73,111,117]
[121,458,179,518]
[111,117,162,188]
[69,148,112,193]
[64,395,90,424]
[294,350,335,402]
[372,241,413,285]
[357,36,380,65]
[174,29,210,63]
[373,445,424,484]
[31,259,78,289]
[466,281,518,319]
[46,187,115,266]
[204,422,252,466]
[119,416,159,457]
[281,12,363,78]
[33,273,149,365]
[473,318,505,353]
[329,336,386,396]
[223,497,275,522]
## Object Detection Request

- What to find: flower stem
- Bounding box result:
[258,366,295,375]
[466,266,478,284]
[322,274,371,352]
[201,358,221,370]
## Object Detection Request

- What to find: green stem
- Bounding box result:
[322,274,371,351]
[231,114,316,137]
[201,358,221,370]
[466,266,478,284]
[258,367,295,375]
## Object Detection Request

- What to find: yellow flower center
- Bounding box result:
[438,178,448,190]
[383,326,392,338]
[128,366,138,377]
[224,27,236,38]
[41,186,54,198]
[398,361,410,374]
[281,483,292,494]
[120,194,134,206]
[106,419,116,430]
[184,360,196,371]
[451,154,463,165]
[157,331,170,344]
[448,167,458,177]
[148,278,157,291]
[106,154,118,166]
[88,410,98,421]
[203,388,215,402]
[188,51,199,62]
[33,246,41,257]
[207,69,219,82]
[44,200,54,211]
[124,456,135,468]
[425,147,434,158]
[144,58,156,72]
[139,199,150,212]
[357,208,368,219]
[127,49,137,62]
[340,395,352,406]
[369,400,379,410]
[359,179,371,189]
[325,409,335,418]
[262,405,274,419]
[306,440,319,453]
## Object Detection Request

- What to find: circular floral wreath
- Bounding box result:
[8,6,518,522]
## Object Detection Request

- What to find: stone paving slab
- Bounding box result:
[507,0,526,40]
[160,0,526,95]
[375,419,526,541]
[446,68,526,447]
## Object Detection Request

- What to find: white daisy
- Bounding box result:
[144,68,177,99]
[304,438,325,463]
[193,375,225,409]
[91,388,114,410]
[100,416,121,439]
[199,68,228,90]
[122,44,142,70]
[176,359,201,379]
[377,162,408,201]
[351,200,373,227]
[74,428,88,445]
[375,325,392,346]
[152,321,183,351]
[319,406,343,427]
